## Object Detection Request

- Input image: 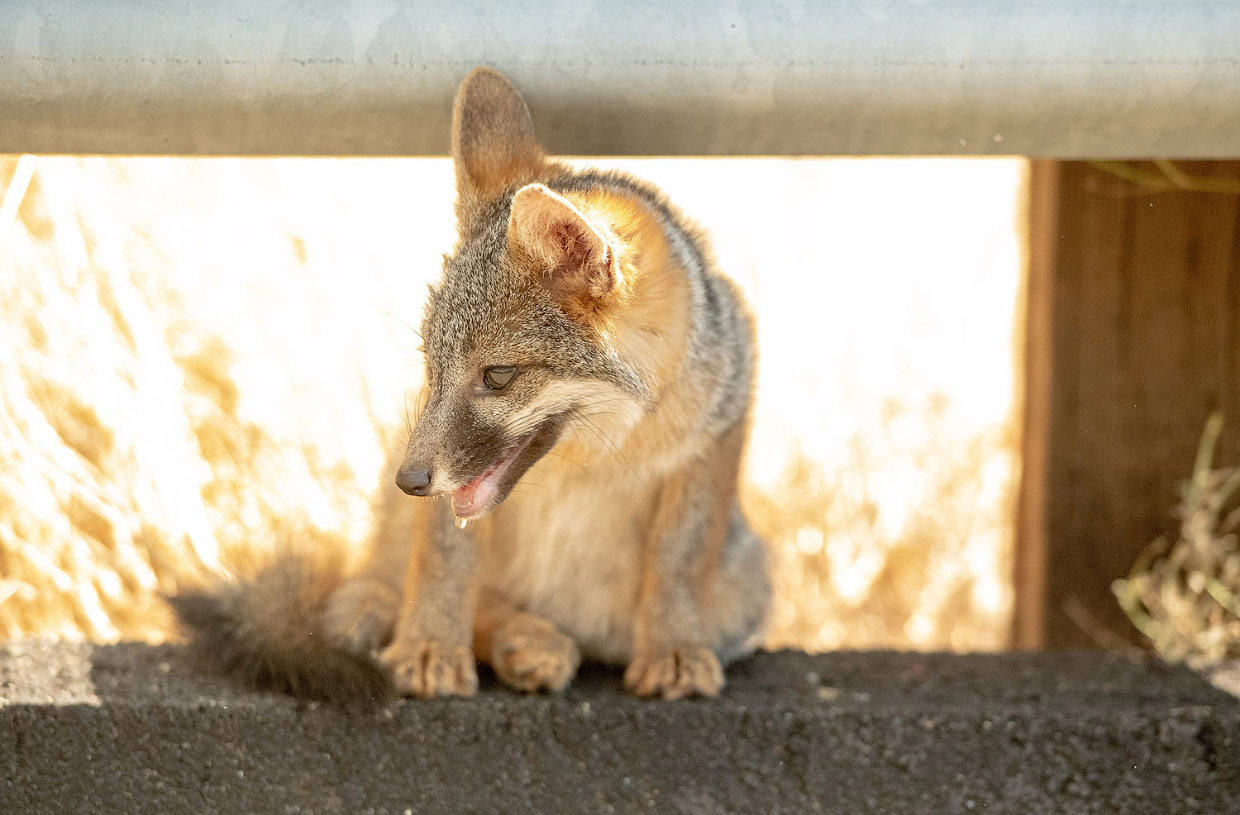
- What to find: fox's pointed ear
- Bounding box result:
[509,184,619,305]
[452,67,545,229]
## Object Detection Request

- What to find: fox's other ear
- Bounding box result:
[509,184,618,305]
[452,67,545,228]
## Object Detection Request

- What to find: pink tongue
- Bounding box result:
[453,467,501,516]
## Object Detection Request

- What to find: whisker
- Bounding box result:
[508,479,558,499]
[413,384,429,426]
[382,309,423,341]
[569,412,640,482]
[401,393,413,438]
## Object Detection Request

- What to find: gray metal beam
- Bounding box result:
[2,1,1239,157]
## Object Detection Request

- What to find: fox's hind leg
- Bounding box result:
[323,471,419,655]
[322,478,419,650]
[475,587,581,693]
[324,576,400,655]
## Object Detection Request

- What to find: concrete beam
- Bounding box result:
[2,2,1239,157]
[2,640,1237,813]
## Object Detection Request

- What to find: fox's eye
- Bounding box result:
[483,366,517,391]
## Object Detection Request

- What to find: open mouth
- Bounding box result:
[451,430,541,519]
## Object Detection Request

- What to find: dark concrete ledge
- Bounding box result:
[2,640,1237,815]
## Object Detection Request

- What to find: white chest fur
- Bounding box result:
[480,454,660,663]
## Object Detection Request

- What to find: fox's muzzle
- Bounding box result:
[394,398,566,520]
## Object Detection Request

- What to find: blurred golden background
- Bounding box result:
[0,155,1025,651]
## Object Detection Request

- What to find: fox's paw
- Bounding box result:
[491,616,580,693]
[324,577,399,655]
[380,638,478,698]
[624,645,724,699]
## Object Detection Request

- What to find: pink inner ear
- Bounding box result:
[553,221,596,271]
[511,185,616,301]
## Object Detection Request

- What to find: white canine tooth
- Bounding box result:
[455,517,469,530]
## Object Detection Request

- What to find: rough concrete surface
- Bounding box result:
[1,640,1237,814]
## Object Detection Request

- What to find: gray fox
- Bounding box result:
[172,67,769,700]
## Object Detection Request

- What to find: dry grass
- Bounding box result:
[1114,413,1240,667]
[0,155,1023,651]
[753,407,1015,651]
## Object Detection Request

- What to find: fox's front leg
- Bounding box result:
[379,501,479,697]
[624,424,747,699]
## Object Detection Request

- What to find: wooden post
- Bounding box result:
[1017,160,1240,648]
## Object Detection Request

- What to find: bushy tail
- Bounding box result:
[168,552,393,704]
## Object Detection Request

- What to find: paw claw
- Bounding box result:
[625,645,724,699]
[381,638,478,698]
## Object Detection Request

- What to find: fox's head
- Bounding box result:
[395,68,686,519]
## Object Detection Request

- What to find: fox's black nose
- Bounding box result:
[395,466,432,496]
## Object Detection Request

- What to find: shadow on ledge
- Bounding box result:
[2,640,1237,814]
